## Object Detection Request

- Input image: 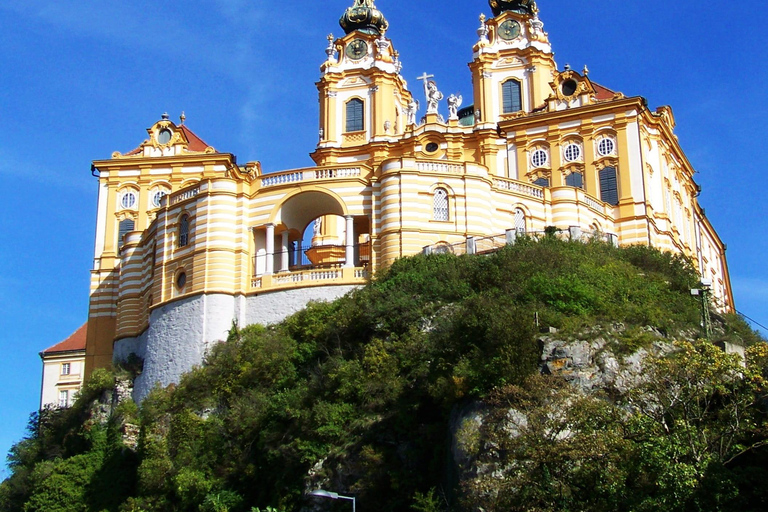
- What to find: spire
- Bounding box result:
[488,0,538,17]
[340,0,389,36]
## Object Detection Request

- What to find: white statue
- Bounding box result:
[417,72,443,115]
[447,94,463,120]
[425,80,443,114]
[313,217,323,237]
[404,99,419,126]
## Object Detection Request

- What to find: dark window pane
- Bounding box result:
[533,177,549,187]
[346,99,364,132]
[502,80,522,113]
[599,167,619,205]
[179,215,190,247]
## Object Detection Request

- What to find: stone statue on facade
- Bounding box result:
[404,99,419,126]
[447,94,463,120]
[425,80,443,114]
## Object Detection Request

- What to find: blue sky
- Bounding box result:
[1,0,766,477]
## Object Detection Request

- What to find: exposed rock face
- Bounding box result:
[451,326,680,486]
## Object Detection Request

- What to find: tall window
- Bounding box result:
[533,177,550,188]
[433,188,449,221]
[61,363,71,376]
[502,79,522,114]
[346,98,364,132]
[118,219,135,249]
[179,214,190,247]
[514,208,526,234]
[58,390,69,408]
[565,172,584,189]
[599,167,619,205]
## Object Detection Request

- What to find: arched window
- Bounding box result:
[533,177,550,188]
[433,188,449,221]
[179,214,190,247]
[345,98,364,132]
[599,167,619,205]
[565,172,584,189]
[118,218,135,249]
[502,79,522,114]
[514,208,526,234]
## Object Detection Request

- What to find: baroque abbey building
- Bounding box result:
[79,0,732,400]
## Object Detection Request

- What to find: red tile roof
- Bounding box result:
[42,323,87,355]
[179,125,211,152]
[592,82,617,101]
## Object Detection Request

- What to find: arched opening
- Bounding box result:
[253,190,371,276]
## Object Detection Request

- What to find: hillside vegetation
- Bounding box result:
[2,237,767,512]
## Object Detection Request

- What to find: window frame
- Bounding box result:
[58,390,69,408]
[432,188,450,222]
[599,167,620,205]
[565,171,584,189]
[179,214,190,248]
[501,79,523,114]
[345,98,365,133]
[118,218,136,249]
[61,363,71,376]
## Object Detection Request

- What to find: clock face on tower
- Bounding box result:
[498,19,521,41]
[346,39,369,60]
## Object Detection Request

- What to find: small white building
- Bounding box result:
[40,324,87,409]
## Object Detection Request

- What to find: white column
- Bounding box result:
[280,231,290,273]
[344,215,355,267]
[265,223,275,275]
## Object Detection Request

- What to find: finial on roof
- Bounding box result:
[180,112,186,125]
[340,0,389,35]
[582,65,589,76]
[489,0,538,17]
[161,112,170,120]
[564,64,571,71]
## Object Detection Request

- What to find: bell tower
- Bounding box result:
[470,0,557,127]
[313,0,413,166]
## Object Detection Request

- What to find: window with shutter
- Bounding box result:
[599,167,619,205]
[345,98,364,132]
[502,80,522,114]
[565,172,584,189]
[433,188,449,221]
[118,219,135,249]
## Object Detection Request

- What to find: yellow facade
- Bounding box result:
[84,1,732,381]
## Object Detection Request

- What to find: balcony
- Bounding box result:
[251,242,371,291]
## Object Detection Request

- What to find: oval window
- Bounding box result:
[531,149,548,168]
[158,129,172,145]
[562,79,578,97]
[425,142,439,153]
[176,272,187,289]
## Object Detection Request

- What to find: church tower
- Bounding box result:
[313,0,413,166]
[470,0,556,129]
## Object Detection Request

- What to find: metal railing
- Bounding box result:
[422,228,619,257]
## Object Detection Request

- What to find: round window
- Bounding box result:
[563,143,582,162]
[121,192,137,210]
[597,137,616,156]
[561,79,578,97]
[158,129,172,145]
[531,149,548,168]
[425,142,439,153]
[176,272,187,289]
[152,190,167,208]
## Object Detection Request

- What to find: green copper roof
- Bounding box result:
[340,0,389,36]
[489,0,538,17]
